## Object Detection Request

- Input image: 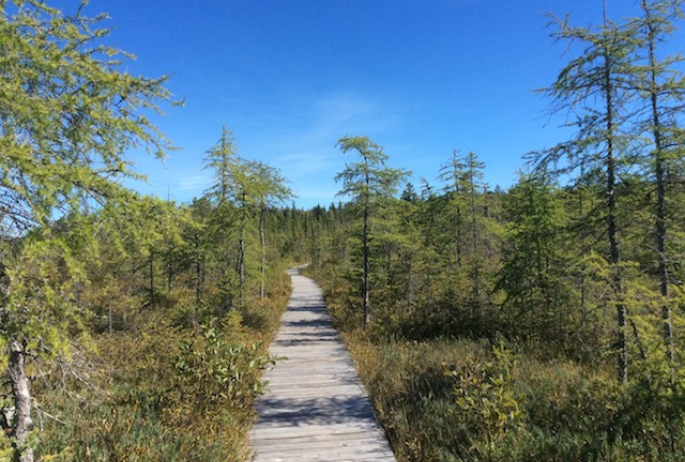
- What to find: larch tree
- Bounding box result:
[203,129,292,308]
[0,1,173,460]
[439,150,467,269]
[631,0,685,363]
[203,126,241,313]
[204,126,239,205]
[335,136,408,330]
[249,160,292,300]
[464,151,486,313]
[532,10,638,382]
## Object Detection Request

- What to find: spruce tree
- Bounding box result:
[496,172,569,341]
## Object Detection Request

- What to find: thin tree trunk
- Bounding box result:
[603,35,628,383]
[455,189,462,268]
[239,189,247,308]
[9,340,34,462]
[469,161,480,314]
[362,160,370,329]
[260,203,266,300]
[166,249,173,296]
[453,151,463,268]
[406,257,414,311]
[108,304,113,336]
[195,231,201,305]
[579,175,588,319]
[642,0,673,362]
[194,230,202,326]
[149,246,155,307]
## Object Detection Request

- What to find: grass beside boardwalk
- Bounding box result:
[33,271,291,462]
[308,270,685,462]
[346,334,685,462]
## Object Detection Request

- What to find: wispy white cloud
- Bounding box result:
[254,91,405,177]
[178,172,212,192]
[151,89,408,207]
[245,91,407,207]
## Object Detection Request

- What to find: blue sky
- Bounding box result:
[53,0,657,208]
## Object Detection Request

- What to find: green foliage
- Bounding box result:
[0,1,175,458]
[36,315,251,462]
[36,266,290,462]
[0,0,173,231]
[334,135,410,329]
[445,341,523,456]
[335,136,408,203]
[496,172,574,343]
[326,322,685,462]
[201,127,293,311]
[1,0,684,460]
[175,316,277,411]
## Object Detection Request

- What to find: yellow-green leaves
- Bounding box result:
[0,0,173,231]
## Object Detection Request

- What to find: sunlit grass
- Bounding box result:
[34,272,291,462]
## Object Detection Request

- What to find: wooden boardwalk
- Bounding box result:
[249,268,397,462]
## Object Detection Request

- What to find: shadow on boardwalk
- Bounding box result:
[249,267,397,462]
[257,395,379,426]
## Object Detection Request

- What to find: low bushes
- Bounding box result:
[345,332,685,462]
[34,273,290,462]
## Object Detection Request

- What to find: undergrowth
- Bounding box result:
[307,266,685,462]
[33,272,290,462]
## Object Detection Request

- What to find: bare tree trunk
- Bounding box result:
[260,203,266,301]
[9,340,34,462]
[604,40,628,384]
[362,161,371,329]
[642,0,673,363]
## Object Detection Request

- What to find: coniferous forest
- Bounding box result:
[2,0,685,461]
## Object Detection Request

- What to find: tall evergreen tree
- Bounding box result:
[248,160,293,300]
[631,0,685,362]
[465,152,486,312]
[532,10,639,382]
[496,172,570,341]
[439,151,467,269]
[202,126,242,312]
[335,136,408,329]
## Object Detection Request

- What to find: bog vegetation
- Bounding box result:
[295,1,685,461]
[1,0,685,461]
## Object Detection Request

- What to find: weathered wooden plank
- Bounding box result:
[249,268,396,462]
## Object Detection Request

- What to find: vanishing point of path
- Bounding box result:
[249,267,397,462]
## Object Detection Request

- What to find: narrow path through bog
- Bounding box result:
[249,267,397,462]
